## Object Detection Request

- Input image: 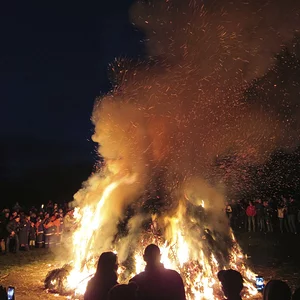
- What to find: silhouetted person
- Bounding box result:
[6,216,20,253]
[246,201,256,232]
[263,280,291,300]
[0,285,8,300]
[217,269,243,300]
[292,288,300,300]
[0,212,10,253]
[287,198,297,234]
[130,244,186,300]
[19,215,30,251]
[84,252,118,300]
[108,283,138,300]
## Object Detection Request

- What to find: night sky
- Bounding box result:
[1,1,300,207]
[0,1,145,205]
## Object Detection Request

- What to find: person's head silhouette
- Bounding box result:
[143,244,161,267]
[217,269,243,299]
[96,252,118,275]
[263,280,291,300]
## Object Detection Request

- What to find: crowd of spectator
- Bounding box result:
[225,196,300,234]
[0,197,300,299]
[1,195,300,255]
[0,201,75,254]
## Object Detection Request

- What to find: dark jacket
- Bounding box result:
[29,225,37,240]
[6,219,19,235]
[130,263,186,300]
[19,219,30,245]
[84,272,118,300]
[0,215,10,239]
[255,203,264,217]
[287,202,298,215]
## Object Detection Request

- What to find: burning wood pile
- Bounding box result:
[45,174,258,300]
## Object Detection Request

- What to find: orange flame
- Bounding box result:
[64,174,258,299]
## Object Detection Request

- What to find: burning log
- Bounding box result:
[44,264,72,295]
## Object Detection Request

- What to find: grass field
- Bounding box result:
[0,249,65,300]
[0,233,299,299]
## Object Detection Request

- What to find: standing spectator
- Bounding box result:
[6,215,20,253]
[277,204,288,233]
[29,222,37,249]
[225,202,233,225]
[35,216,44,248]
[255,199,265,232]
[287,197,297,234]
[44,214,57,248]
[282,197,290,232]
[57,211,64,245]
[19,215,30,251]
[0,211,10,253]
[263,201,273,233]
[237,200,247,231]
[52,213,62,246]
[63,209,75,233]
[246,202,256,232]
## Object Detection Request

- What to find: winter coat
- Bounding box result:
[6,220,20,235]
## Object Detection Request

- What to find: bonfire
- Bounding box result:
[44,0,295,296]
[45,172,258,300]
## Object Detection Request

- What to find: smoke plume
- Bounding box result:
[73,0,300,260]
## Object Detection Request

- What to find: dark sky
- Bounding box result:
[1,1,299,206]
[0,1,145,204]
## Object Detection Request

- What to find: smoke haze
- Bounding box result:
[72,0,300,261]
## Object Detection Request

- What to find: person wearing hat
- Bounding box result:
[217,269,243,300]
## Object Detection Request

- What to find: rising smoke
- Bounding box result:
[74,0,300,261]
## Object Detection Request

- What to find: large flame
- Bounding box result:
[62,172,258,300]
